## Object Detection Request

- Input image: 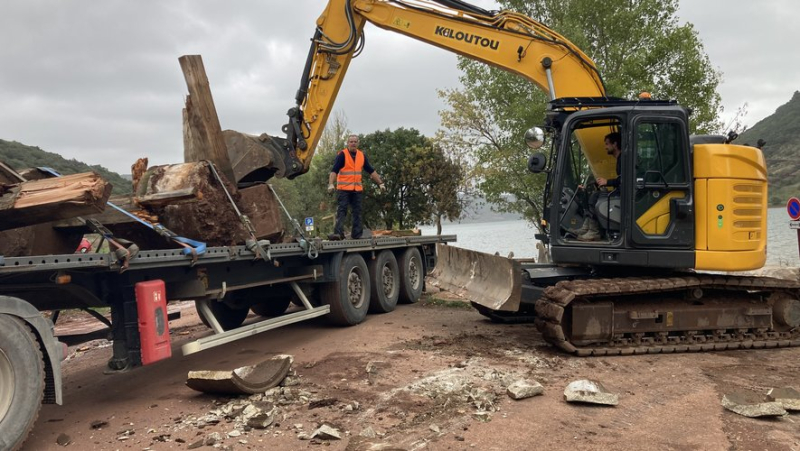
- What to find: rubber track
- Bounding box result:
[534,275,800,356]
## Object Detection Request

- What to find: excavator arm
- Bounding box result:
[254,0,606,180]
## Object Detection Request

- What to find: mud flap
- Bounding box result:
[429,244,522,312]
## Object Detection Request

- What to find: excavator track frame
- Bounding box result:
[534,275,800,356]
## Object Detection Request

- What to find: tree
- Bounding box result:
[359,128,466,231]
[420,142,466,235]
[439,0,723,228]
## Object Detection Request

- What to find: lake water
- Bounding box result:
[420,207,800,267]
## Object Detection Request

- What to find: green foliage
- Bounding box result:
[0,139,132,194]
[439,0,723,228]
[738,91,800,206]
[359,128,435,230]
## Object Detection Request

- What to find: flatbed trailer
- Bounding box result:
[0,233,455,450]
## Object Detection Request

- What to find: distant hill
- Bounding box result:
[0,139,132,195]
[737,91,800,205]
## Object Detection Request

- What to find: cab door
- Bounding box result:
[629,118,694,248]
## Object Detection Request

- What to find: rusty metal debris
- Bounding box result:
[186,355,293,395]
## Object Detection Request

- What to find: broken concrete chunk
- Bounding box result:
[359,426,377,439]
[507,380,544,400]
[564,379,619,406]
[721,391,787,418]
[247,412,275,429]
[310,424,342,440]
[186,355,293,395]
[766,387,800,411]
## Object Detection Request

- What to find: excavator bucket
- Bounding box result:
[430,244,522,312]
[223,130,304,182]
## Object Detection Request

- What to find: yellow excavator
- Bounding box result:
[250,0,799,355]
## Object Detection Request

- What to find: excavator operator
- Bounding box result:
[575,132,621,241]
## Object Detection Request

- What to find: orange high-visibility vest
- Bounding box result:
[336,149,364,191]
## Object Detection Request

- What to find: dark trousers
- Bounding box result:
[334,190,363,239]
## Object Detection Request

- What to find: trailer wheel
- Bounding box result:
[368,250,400,313]
[398,247,423,304]
[195,299,249,331]
[250,297,292,317]
[321,253,371,326]
[0,314,45,451]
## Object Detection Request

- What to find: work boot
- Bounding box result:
[327,233,343,241]
[577,219,601,241]
[568,217,591,235]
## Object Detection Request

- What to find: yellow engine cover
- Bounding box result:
[693,143,767,271]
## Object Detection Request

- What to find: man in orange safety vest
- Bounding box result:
[327,134,385,240]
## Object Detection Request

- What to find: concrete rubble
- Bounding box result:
[721,391,787,418]
[311,424,342,440]
[507,379,544,400]
[186,355,293,395]
[564,379,619,406]
[767,387,800,411]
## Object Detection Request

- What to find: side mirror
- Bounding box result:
[528,153,547,173]
[524,127,545,149]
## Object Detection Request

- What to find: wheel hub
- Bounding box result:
[409,258,420,290]
[0,348,14,421]
[347,270,364,307]
[382,265,395,296]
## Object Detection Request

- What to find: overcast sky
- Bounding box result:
[0,1,797,174]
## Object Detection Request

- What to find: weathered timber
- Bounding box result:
[0,161,25,184]
[0,172,112,231]
[179,55,236,185]
[137,161,247,246]
[238,183,284,242]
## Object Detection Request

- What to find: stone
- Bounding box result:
[429,424,441,434]
[360,426,378,439]
[507,380,545,400]
[721,391,787,418]
[187,439,205,450]
[564,380,619,406]
[227,430,241,438]
[56,433,71,446]
[205,432,223,446]
[311,424,342,440]
[247,412,275,429]
[766,387,800,411]
[90,420,108,430]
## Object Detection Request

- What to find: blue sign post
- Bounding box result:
[788,198,800,259]
[304,217,314,232]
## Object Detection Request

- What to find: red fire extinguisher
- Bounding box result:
[135,280,172,365]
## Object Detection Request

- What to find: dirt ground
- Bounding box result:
[22,294,800,451]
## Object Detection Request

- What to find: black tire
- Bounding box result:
[0,314,45,451]
[398,247,424,304]
[250,296,292,317]
[368,250,400,313]
[195,299,249,331]
[320,253,371,326]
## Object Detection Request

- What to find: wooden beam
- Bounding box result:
[0,172,112,231]
[178,55,236,185]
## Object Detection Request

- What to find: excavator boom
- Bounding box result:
[251,0,605,180]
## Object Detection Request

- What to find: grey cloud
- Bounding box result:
[0,1,795,173]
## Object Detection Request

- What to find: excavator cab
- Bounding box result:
[542,98,696,270]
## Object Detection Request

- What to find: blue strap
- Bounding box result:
[106,203,206,256]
